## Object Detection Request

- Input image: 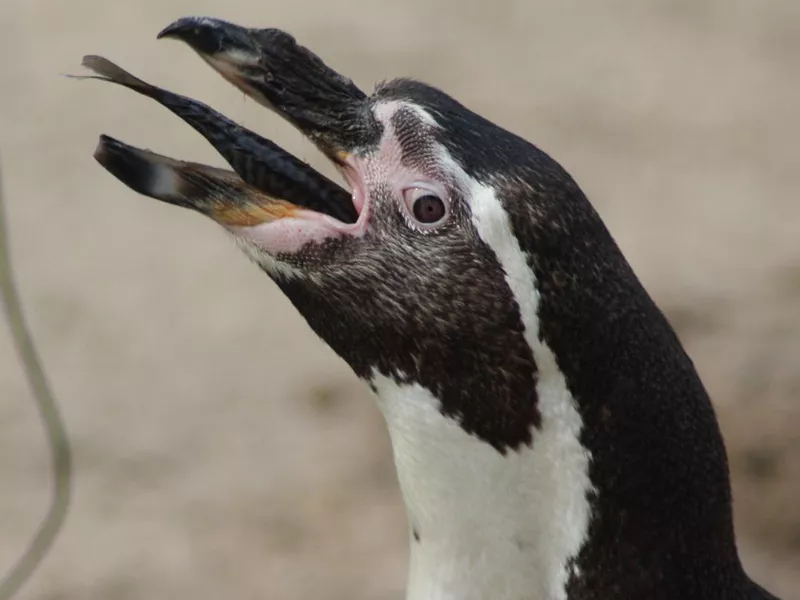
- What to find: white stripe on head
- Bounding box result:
[373,99,441,129]
[463,170,594,600]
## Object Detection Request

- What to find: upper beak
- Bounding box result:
[157,16,378,162]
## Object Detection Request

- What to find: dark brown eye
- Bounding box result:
[403,187,449,226]
[413,195,446,223]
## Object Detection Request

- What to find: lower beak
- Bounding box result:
[94,135,298,227]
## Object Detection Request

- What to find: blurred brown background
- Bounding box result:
[1,0,798,598]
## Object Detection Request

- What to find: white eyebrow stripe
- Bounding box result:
[372,99,441,129]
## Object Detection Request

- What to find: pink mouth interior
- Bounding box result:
[227,157,370,256]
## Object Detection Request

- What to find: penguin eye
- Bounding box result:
[402,187,449,226]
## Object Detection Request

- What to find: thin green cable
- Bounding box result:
[0,162,72,599]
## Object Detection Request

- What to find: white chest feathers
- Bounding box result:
[370,367,593,600]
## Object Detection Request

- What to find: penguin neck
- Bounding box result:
[369,353,593,600]
[525,205,748,597]
[368,332,746,600]
[364,276,747,599]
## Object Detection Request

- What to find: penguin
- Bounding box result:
[82,16,782,600]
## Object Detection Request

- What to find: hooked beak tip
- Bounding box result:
[157,16,222,55]
[157,17,192,41]
[157,16,255,60]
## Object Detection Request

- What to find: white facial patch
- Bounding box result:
[366,102,594,600]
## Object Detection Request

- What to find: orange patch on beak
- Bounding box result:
[210,197,299,227]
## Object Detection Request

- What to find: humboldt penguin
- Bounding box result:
[80,16,781,600]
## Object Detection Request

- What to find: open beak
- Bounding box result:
[75,55,357,224]
[156,16,379,164]
[79,17,378,239]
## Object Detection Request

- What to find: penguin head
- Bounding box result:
[93,17,604,451]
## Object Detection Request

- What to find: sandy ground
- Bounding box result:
[1,1,799,598]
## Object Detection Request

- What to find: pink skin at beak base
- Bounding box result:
[226,156,370,255]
